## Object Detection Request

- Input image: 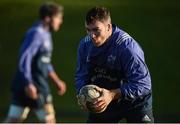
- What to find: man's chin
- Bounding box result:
[53,28,60,32]
[50,26,60,32]
[93,42,101,47]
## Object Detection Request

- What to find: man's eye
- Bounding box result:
[93,28,99,32]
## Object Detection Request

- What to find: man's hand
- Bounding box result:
[25,83,38,100]
[48,71,66,96]
[56,80,66,95]
[92,87,121,113]
[76,95,88,111]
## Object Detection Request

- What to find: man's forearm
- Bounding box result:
[48,71,61,84]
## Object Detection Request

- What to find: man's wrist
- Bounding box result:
[110,89,121,100]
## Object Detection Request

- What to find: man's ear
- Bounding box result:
[107,23,112,31]
[44,16,51,23]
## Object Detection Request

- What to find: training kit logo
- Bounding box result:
[86,55,90,62]
[142,115,151,122]
[107,54,116,65]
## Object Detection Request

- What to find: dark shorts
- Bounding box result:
[11,91,53,109]
[87,95,154,123]
[11,71,52,109]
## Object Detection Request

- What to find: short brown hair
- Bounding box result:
[39,2,63,19]
[85,6,111,25]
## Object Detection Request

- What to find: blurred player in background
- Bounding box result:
[75,6,154,123]
[4,2,66,123]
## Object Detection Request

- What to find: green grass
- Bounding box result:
[0,0,180,122]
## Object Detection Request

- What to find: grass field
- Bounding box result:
[0,0,180,122]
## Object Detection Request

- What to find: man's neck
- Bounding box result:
[41,21,50,31]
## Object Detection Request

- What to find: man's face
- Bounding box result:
[85,20,110,47]
[50,13,63,31]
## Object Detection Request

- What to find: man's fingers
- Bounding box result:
[80,104,88,111]
[93,85,102,92]
[25,84,39,100]
[94,100,105,108]
[30,90,39,99]
[91,102,106,113]
[57,83,66,95]
[58,88,66,95]
[80,102,88,111]
[76,95,88,111]
[93,96,103,104]
[58,91,63,95]
[96,103,107,112]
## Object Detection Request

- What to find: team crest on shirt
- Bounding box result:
[107,54,116,65]
[86,55,90,62]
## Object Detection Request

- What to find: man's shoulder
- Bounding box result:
[116,33,132,45]
[22,26,48,48]
[26,23,49,38]
[115,33,143,56]
[81,35,91,43]
[112,26,135,47]
[79,35,92,48]
[112,26,133,47]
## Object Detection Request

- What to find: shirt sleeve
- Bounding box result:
[47,63,54,73]
[119,39,151,101]
[19,32,42,86]
[75,40,89,93]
